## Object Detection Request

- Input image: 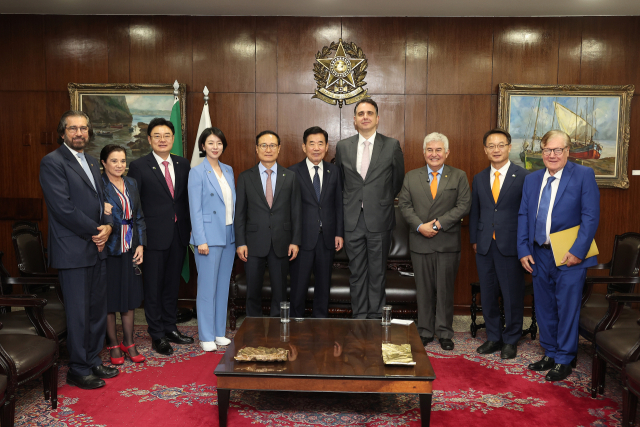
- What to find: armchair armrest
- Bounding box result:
[595,292,640,333]
[607,293,640,303]
[0,295,57,341]
[589,262,611,271]
[0,295,45,307]
[20,272,58,278]
[586,276,640,285]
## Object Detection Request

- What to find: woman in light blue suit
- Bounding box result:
[188,128,236,352]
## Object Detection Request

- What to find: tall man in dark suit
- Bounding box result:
[518,130,600,381]
[235,131,302,317]
[289,126,344,318]
[399,132,471,350]
[40,110,118,389]
[469,129,528,359]
[335,98,405,319]
[127,118,193,356]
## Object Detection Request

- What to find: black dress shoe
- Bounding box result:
[165,330,195,345]
[439,338,454,351]
[421,336,434,346]
[545,364,572,381]
[152,337,174,355]
[500,344,517,359]
[66,372,105,389]
[528,356,555,371]
[476,340,502,354]
[92,364,119,379]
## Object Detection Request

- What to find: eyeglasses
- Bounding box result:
[151,134,173,141]
[133,265,142,276]
[486,143,510,151]
[542,147,567,156]
[66,126,89,134]
[258,144,278,151]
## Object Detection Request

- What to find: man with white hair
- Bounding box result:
[399,132,471,350]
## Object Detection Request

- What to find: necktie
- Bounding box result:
[312,166,321,201]
[360,140,371,179]
[430,172,438,199]
[265,169,273,208]
[492,171,500,239]
[162,161,177,222]
[535,176,556,245]
[77,153,96,191]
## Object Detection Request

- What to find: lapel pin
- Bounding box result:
[327,170,330,173]
[91,164,93,167]
[208,170,211,173]
[445,175,448,178]
[283,173,286,177]
[152,167,156,170]
[512,174,516,177]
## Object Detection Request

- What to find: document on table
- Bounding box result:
[390,319,414,326]
[548,225,599,267]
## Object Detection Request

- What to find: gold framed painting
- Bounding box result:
[68,83,187,164]
[497,83,634,189]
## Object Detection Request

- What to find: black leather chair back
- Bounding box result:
[608,232,640,293]
[11,221,39,233]
[12,229,48,276]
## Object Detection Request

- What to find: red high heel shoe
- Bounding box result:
[120,342,146,363]
[107,345,125,365]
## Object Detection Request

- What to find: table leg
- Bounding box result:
[419,393,432,427]
[218,389,230,426]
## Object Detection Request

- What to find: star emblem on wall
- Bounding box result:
[316,40,365,90]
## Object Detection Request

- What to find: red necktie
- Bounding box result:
[162,161,177,222]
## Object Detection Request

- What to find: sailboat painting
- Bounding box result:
[498,84,634,189]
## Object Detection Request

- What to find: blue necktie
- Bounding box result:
[313,166,321,202]
[535,176,556,245]
[77,153,97,191]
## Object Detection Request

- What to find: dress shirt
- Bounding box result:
[64,143,85,167]
[536,168,564,245]
[153,151,175,187]
[258,162,278,197]
[305,158,323,188]
[489,160,511,191]
[215,170,234,226]
[356,131,376,173]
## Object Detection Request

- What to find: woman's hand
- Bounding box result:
[104,203,113,216]
[198,243,209,255]
[133,246,144,264]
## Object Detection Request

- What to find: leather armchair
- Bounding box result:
[11,228,57,278]
[623,355,640,426]
[591,293,640,398]
[579,232,640,344]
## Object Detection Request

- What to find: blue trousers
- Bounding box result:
[193,225,235,341]
[532,244,587,365]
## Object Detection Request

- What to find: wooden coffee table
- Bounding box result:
[214,317,436,426]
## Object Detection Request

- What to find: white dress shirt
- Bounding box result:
[489,160,511,191]
[214,170,234,226]
[153,151,175,187]
[536,168,564,244]
[64,143,84,167]
[305,158,323,189]
[356,131,376,174]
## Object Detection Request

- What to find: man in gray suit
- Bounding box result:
[399,132,470,350]
[235,130,302,317]
[335,98,404,319]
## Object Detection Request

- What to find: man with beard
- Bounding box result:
[40,110,117,389]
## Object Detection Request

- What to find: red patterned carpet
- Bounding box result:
[15,326,626,426]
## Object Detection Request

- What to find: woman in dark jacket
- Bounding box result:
[101,144,147,364]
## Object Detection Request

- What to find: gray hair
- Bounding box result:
[423,132,449,151]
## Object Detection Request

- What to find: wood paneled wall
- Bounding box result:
[1,15,639,309]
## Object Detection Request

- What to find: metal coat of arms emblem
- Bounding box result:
[312,39,368,108]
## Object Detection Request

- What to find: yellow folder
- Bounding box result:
[549,225,599,267]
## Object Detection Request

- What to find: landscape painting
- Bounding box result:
[68,83,187,166]
[498,84,634,189]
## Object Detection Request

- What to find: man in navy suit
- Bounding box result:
[470,129,528,359]
[289,126,344,318]
[40,110,117,389]
[128,118,193,355]
[518,130,600,381]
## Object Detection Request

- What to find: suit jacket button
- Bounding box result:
[319,207,322,210]
[213,211,216,214]
[211,193,214,196]
[270,213,273,216]
[495,209,497,212]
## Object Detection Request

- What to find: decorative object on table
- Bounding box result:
[234,347,289,362]
[68,82,188,165]
[382,305,392,325]
[381,343,415,366]
[497,83,634,189]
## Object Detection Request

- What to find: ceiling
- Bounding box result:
[1,0,639,17]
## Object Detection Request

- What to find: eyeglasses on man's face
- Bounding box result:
[66,126,89,134]
[151,134,173,141]
[542,147,567,156]
[486,143,510,151]
[258,144,278,151]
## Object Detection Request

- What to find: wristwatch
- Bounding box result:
[432,219,439,231]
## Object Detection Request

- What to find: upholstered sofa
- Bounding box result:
[228,205,418,329]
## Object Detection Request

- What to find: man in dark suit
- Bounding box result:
[469,129,528,359]
[518,130,600,381]
[40,110,117,389]
[127,118,193,355]
[399,132,471,350]
[335,98,404,319]
[289,126,344,318]
[235,131,302,317]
